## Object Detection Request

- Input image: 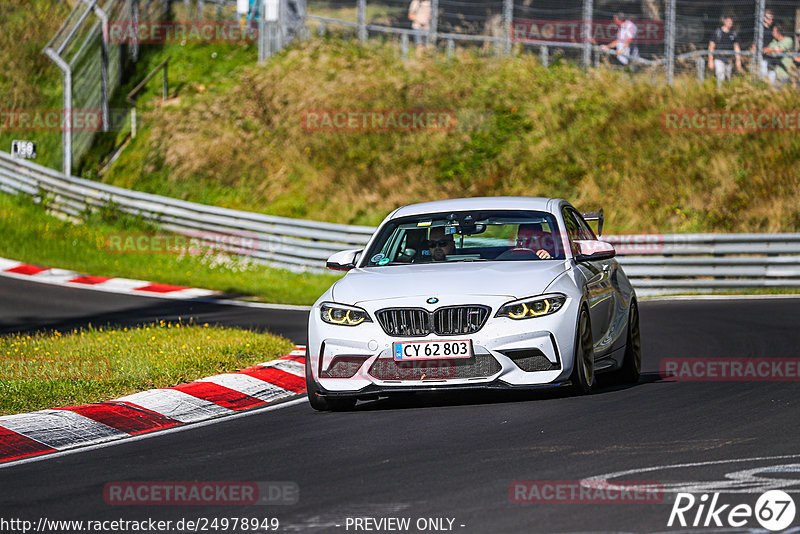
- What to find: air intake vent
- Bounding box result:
[501,349,559,372]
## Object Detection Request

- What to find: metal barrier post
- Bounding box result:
[753,0,765,82]
[429,0,438,48]
[665,0,675,86]
[357,0,367,43]
[129,0,140,61]
[502,0,513,55]
[540,45,548,67]
[581,0,592,69]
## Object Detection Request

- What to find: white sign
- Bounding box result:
[11,140,37,159]
[263,0,280,22]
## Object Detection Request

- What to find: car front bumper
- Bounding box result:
[307,295,581,396]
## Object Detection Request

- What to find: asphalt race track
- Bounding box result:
[1,275,800,533]
[0,277,309,343]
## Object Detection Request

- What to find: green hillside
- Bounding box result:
[96,38,800,233]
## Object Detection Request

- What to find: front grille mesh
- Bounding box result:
[376,305,490,337]
[321,356,369,378]
[368,354,501,380]
[376,308,430,337]
[433,306,490,335]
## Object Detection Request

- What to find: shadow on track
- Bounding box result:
[346,372,665,412]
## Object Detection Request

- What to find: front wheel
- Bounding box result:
[306,355,331,411]
[569,308,595,395]
[305,356,358,411]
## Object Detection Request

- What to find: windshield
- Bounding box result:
[362,210,565,267]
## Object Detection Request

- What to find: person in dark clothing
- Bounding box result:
[757,9,775,78]
[708,15,742,84]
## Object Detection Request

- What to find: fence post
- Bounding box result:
[259,0,283,62]
[540,45,548,66]
[429,0,438,48]
[696,55,704,82]
[130,0,140,61]
[502,0,513,55]
[581,0,592,69]
[401,32,409,58]
[447,37,454,58]
[44,49,72,175]
[665,0,675,85]
[753,0,765,81]
[357,0,367,43]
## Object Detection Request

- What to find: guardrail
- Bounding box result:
[0,152,374,271]
[1,151,799,293]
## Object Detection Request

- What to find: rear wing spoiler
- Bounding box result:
[580,209,604,236]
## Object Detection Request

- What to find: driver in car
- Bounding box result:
[516,223,553,259]
[427,227,456,262]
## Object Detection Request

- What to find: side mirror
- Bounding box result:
[326,249,362,271]
[574,240,615,262]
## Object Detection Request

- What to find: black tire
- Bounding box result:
[569,308,595,395]
[305,356,358,412]
[305,355,331,411]
[610,300,642,385]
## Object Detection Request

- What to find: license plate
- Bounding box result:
[393,340,472,361]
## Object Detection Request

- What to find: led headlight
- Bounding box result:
[496,294,566,320]
[320,302,373,326]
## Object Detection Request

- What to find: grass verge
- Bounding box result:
[0,192,340,305]
[0,322,295,415]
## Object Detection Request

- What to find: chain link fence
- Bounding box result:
[44,0,172,175]
[303,0,800,86]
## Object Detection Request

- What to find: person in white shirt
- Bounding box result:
[408,0,432,49]
[601,13,638,65]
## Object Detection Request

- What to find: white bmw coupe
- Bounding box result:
[307,197,641,411]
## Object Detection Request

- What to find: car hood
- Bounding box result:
[332,261,570,305]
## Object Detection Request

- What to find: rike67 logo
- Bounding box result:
[668,490,796,531]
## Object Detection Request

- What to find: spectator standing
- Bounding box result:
[708,15,742,84]
[764,24,797,84]
[757,9,775,78]
[408,0,432,52]
[601,13,638,66]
